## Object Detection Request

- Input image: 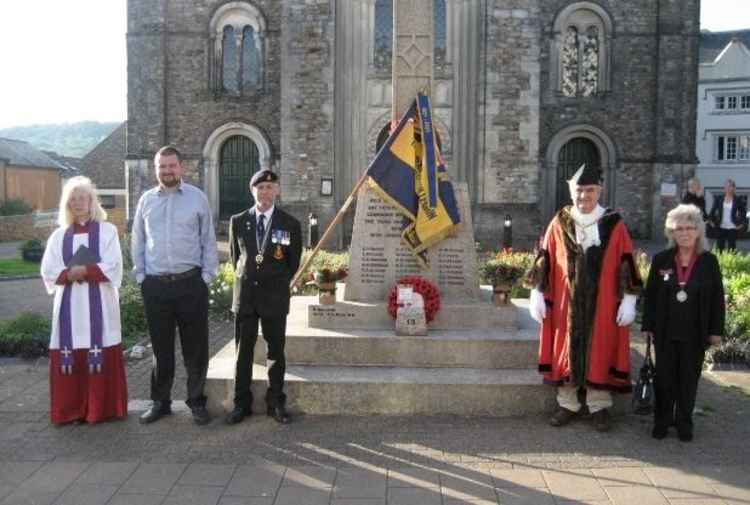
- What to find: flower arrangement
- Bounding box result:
[479,258,525,288]
[307,267,347,305]
[387,275,441,323]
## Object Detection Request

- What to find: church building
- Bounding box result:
[126,0,700,246]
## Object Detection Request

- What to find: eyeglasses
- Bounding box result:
[673,226,697,233]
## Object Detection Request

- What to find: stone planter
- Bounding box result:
[492,283,512,306]
[318,282,336,305]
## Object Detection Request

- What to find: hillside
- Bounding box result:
[0,121,122,157]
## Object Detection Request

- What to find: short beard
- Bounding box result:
[159,175,180,188]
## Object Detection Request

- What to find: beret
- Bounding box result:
[250,169,279,186]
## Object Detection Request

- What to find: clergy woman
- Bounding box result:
[642,204,724,442]
[41,176,128,424]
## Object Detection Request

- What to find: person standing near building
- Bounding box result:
[41,176,128,425]
[681,177,707,221]
[131,145,219,425]
[708,179,747,251]
[225,170,302,425]
[527,164,642,432]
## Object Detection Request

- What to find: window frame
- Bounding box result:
[715,132,750,162]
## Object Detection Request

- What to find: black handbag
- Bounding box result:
[632,334,655,415]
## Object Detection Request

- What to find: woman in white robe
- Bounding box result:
[41,176,128,424]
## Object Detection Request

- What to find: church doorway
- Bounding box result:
[219,135,260,220]
[556,137,601,210]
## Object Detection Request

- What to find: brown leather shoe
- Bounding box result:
[549,407,577,427]
[592,408,611,432]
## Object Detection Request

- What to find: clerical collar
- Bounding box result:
[570,204,605,227]
[73,220,92,234]
[255,205,274,223]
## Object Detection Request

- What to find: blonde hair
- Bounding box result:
[665,204,708,252]
[687,177,703,197]
[57,176,107,227]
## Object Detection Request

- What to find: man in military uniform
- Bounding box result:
[225,169,302,425]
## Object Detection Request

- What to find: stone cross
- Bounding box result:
[392,0,434,121]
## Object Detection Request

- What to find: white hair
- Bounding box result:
[57,176,107,227]
[665,204,709,252]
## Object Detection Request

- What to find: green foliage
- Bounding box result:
[0,198,33,216]
[19,239,43,255]
[0,121,121,157]
[119,277,148,349]
[296,249,350,295]
[208,263,235,319]
[707,250,750,364]
[120,233,133,273]
[479,249,535,298]
[0,312,50,358]
[715,249,750,279]
[0,258,41,277]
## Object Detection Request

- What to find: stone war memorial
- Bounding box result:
[205,0,554,417]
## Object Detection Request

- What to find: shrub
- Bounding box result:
[119,277,148,349]
[19,239,45,262]
[208,262,234,319]
[295,249,350,295]
[0,198,32,216]
[0,312,50,358]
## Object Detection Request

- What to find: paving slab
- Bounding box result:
[604,486,669,505]
[163,485,223,505]
[178,463,235,487]
[51,483,118,505]
[387,486,442,505]
[643,467,718,499]
[107,494,165,505]
[494,487,555,505]
[223,464,284,497]
[274,486,331,505]
[119,463,186,494]
[542,470,609,502]
[282,465,336,489]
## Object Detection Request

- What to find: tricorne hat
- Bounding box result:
[250,169,279,187]
[568,164,602,186]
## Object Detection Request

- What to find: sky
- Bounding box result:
[0,0,748,129]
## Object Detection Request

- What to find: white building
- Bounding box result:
[696,30,750,213]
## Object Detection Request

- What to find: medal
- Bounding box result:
[273,245,283,259]
[674,251,697,305]
[255,253,264,265]
[676,289,687,303]
[254,210,273,268]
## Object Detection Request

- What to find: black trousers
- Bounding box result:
[716,228,738,251]
[233,311,287,411]
[653,338,705,434]
[141,272,209,408]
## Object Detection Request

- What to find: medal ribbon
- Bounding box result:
[255,211,273,260]
[674,252,697,288]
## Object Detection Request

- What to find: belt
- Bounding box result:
[150,267,201,283]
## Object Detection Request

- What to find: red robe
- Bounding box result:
[532,208,641,392]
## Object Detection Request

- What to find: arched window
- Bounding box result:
[219,135,260,219]
[242,25,261,88]
[222,26,239,93]
[553,3,611,97]
[434,0,447,65]
[374,0,392,71]
[209,2,266,95]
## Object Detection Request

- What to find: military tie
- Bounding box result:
[257,213,266,245]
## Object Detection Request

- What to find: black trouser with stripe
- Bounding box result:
[141,272,209,408]
[233,311,287,411]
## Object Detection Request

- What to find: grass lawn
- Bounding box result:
[0,258,40,277]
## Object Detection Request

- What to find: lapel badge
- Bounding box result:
[274,244,284,260]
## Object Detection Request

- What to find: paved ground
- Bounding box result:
[1,336,749,505]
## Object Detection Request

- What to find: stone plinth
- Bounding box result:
[344,182,480,303]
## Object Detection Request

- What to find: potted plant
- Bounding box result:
[307,267,348,305]
[480,257,525,306]
[19,239,44,263]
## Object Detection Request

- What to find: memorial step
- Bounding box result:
[205,363,556,416]
[256,327,540,368]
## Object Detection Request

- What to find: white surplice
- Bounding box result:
[40,221,123,349]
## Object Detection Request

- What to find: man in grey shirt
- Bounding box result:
[131,145,219,425]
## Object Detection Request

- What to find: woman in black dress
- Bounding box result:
[642,204,724,442]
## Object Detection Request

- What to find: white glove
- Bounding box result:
[529,288,548,324]
[616,294,637,327]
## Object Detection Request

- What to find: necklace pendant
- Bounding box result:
[255,253,264,265]
[676,289,688,303]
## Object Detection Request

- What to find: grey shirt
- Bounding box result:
[131,181,219,284]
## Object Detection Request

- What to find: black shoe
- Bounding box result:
[267,404,291,424]
[652,425,668,440]
[592,409,611,432]
[225,406,251,425]
[677,429,693,442]
[549,407,577,427]
[139,401,172,424]
[191,405,211,426]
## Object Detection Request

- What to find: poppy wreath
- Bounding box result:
[387,275,441,323]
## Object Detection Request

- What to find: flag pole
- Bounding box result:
[289,170,371,290]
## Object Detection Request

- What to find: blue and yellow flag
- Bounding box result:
[366,92,461,268]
